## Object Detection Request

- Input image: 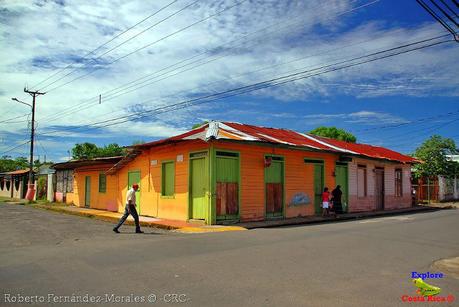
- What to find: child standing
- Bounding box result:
[322,187,330,217]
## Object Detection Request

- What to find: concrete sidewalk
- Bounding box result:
[28,203,247,233]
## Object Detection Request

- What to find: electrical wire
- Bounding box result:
[40,0,250,93]
[31,0,181,90]
[36,35,454,137]
[38,0,375,123]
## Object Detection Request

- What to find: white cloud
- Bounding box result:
[0,0,457,159]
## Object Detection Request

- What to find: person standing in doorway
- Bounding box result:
[322,187,331,217]
[332,185,343,214]
[113,183,143,233]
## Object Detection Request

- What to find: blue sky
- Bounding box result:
[0,0,458,162]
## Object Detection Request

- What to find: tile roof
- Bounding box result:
[133,121,417,164]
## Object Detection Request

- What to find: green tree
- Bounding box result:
[309,126,357,143]
[0,156,29,172]
[98,143,125,157]
[412,135,459,178]
[71,143,100,160]
[191,121,209,129]
[71,143,125,160]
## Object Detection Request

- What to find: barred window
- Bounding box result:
[99,173,106,193]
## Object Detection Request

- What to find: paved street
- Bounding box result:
[1,202,458,307]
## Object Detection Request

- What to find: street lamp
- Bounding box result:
[12,88,45,201]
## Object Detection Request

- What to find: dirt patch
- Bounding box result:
[432,257,459,279]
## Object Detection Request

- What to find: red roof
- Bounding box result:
[133,121,416,164]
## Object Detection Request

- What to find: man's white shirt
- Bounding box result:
[126,188,136,205]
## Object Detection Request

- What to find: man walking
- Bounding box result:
[113,183,143,233]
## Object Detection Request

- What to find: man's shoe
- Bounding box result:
[136,230,144,234]
[113,228,120,233]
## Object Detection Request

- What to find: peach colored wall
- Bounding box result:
[211,141,338,221]
[348,158,411,212]
[73,165,118,211]
[116,141,209,221]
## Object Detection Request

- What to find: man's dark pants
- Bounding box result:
[114,204,140,232]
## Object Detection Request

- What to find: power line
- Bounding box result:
[0,140,31,156]
[40,0,250,93]
[0,113,31,124]
[416,0,459,41]
[353,109,459,134]
[37,35,454,137]
[31,0,181,90]
[38,0,376,123]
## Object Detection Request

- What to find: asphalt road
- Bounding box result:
[1,202,458,307]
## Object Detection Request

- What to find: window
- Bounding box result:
[56,170,74,193]
[395,169,403,197]
[161,161,175,196]
[99,173,107,193]
[357,165,367,197]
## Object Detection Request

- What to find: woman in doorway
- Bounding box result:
[332,185,343,214]
[322,187,331,217]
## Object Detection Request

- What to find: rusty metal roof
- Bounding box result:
[130,121,417,165]
[0,168,32,176]
[51,156,123,170]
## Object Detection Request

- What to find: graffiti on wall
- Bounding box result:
[289,192,311,207]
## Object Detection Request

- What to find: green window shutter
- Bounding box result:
[99,174,106,193]
[216,157,238,182]
[162,162,175,196]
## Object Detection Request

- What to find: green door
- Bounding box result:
[313,164,324,214]
[190,157,208,220]
[265,157,284,217]
[335,164,349,212]
[84,176,91,208]
[128,171,141,214]
[216,154,239,220]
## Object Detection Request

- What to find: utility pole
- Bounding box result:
[13,88,45,200]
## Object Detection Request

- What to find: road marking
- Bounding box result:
[359,216,413,224]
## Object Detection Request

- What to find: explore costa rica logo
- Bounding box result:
[400,271,455,303]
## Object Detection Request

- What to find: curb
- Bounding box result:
[32,204,180,230]
[238,206,442,229]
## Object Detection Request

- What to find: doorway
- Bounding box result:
[190,152,208,220]
[335,163,349,212]
[265,156,284,218]
[305,159,325,215]
[84,176,91,208]
[128,170,141,214]
[375,168,385,210]
[216,151,239,220]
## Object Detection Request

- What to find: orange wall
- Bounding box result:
[116,141,209,220]
[73,165,118,211]
[212,141,338,221]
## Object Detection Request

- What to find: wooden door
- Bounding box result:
[314,164,324,214]
[375,168,384,210]
[190,156,208,220]
[216,154,239,219]
[265,158,283,217]
[335,164,349,212]
[84,176,91,208]
[128,170,141,214]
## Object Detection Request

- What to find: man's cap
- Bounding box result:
[132,183,139,188]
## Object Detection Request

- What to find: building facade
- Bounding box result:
[52,122,416,224]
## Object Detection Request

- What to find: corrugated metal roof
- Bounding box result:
[52,156,123,170]
[0,169,31,175]
[132,121,417,164]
